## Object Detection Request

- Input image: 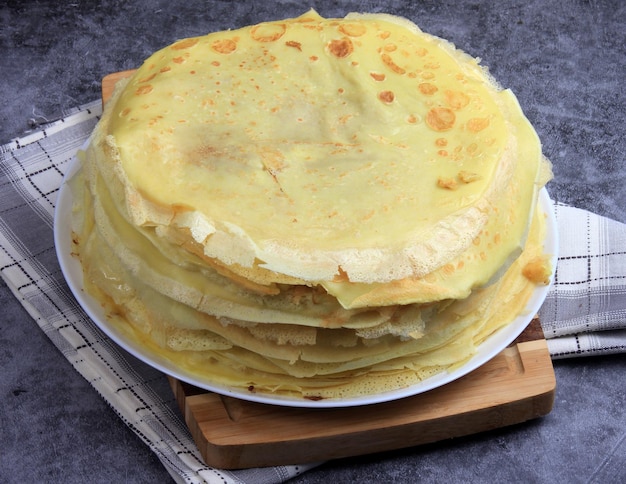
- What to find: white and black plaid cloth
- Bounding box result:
[1,102,624,483]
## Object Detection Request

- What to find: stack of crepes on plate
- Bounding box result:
[70,10,553,401]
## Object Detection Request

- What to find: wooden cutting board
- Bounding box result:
[101,71,556,470]
[102,70,136,102]
[166,322,555,470]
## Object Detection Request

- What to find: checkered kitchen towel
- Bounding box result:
[1,102,625,483]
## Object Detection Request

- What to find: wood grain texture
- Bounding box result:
[102,70,135,104]
[101,71,555,470]
[167,335,555,469]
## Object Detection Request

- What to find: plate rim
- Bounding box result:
[54,148,558,408]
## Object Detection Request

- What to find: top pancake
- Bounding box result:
[100,10,545,291]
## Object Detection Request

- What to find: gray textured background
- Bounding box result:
[1,1,625,483]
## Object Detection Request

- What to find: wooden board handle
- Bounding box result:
[101,70,136,105]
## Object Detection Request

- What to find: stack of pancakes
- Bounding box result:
[71,10,553,400]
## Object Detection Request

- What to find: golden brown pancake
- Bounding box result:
[70,10,553,400]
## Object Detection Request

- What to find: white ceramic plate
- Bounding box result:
[54,151,558,408]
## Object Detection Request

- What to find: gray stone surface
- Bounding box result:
[1,1,625,483]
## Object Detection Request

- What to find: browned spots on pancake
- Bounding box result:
[370,72,386,81]
[339,23,367,37]
[212,38,237,54]
[337,114,353,125]
[285,40,302,51]
[147,115,164,127]
[437,177,458,190]
[418,82,438,95]
[171,38,199,50]
[442,263,455,275]
[381,53,405,74]
[251,23,287,42]
[196,144,219,157]
[303,23,323,32]
[426,107,456,131]
[138,73,157,83]
[260,148,286,175]
[378,90,395,104]
[522,256,552,284]
[332,266,350,283]
[467,117,490,132]
[328,37,354,58]
[458,171,481,183]
[259,147,289,196]
[445,90,470,110]
[135,85,153,95]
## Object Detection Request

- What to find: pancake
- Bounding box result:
[70,10,553,401]
[98,10,548,291]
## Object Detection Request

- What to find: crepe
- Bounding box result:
[70,10,553,401]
